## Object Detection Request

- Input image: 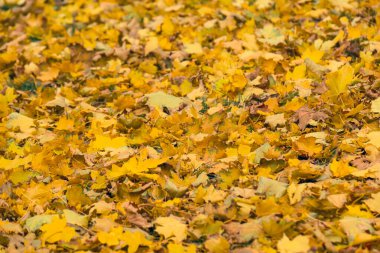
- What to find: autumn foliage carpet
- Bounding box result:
[1,0,380,252]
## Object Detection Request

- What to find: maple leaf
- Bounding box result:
[364,192,380,214]
[257,177,288,198]
[97,226,123,246]
[0,220,22,234]
[371,97,380,113]
[205,236,230,253]
[120,230,152,253]
[25,215,56,232]
[294,136,322,156]
[6,112,35,134]
[257,24,285,45]
[168,243,196,253]
[265,113,286,128]
[340,217,378,244]
[38,68,59,82]
[367,131,380,148]
[329,159,356,178]
[40,217,77,245]
[145,91,185,111]
[287,183,306,205]
[325,64,354,96]
[223,220,262,243]
[154,216,187,242]
[293,107,328,130]
[184,42,203,55]
[277,234,310,253]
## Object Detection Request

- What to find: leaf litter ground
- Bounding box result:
[0,0,380,252]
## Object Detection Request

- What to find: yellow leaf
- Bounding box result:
[25,214,56,232]
[0,155,32,171]
[45,95,72,108]
[329,159,355,178]
[367,131,380,148]
[287,183,306,205]
[146,91,184,110]
[301,46,324,63]
[154,216,187,242]
[257,24,285,45]
[38,68,59,82]
[327,194,347,208]
[162,17,175,36]
[231,73,247,89]
[180,80,193,96]
[4,87,17,103]
[24,62,39,74]
[40,217,76,245]
[325,64,354,96]
[203,185,227,203]
[256,197,281,216]
[107,157,138,180]
[294,136,322,156]
[340,216,375,243]
[56,117,75,131]
[184,43,203,55]
[371,98,380,113]
[257,177,288,198]
[238,144,251,156]
[0,220,22,234]
[89,134,128,151]
[121,230,152,253]
[329,0,357,10]
[343,205,374,218]
[255,0,274,10]
[277,234,310,253]
[158,36,172,50]
[63,209,88,227]
[0,46,18,64]
[66,185,91,207]
[205,236,230,253]
[6,112,35,134]
[107,156,166,180]
[364,192,380,213]
[80,30,97,51]
[139,60,157,74]
[265,113,285,128]
[128,70,146,88]
[9,169,38,184]
[168,243,196,253]
[145,36,159,55]
[207,103,224,115]
[97,226,123,246]
[139,157,167,172]
[286,64,306,80]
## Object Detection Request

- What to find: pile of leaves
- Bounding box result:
[1,0,380,252]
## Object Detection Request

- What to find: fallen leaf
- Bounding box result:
[371,97,380,113]
[40,217,77,245]
[205,236,230,253]
[265,113,286,128]
[257,177,288,198]
[184,42,203,54]
[330,159,356,178]
[277,234,310,253]
[367,131,380,148]
[154,216,187,242]
[326,64,354,96]
[364,192,380,213]
[257,24,285,45]
[146,91,185,110]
